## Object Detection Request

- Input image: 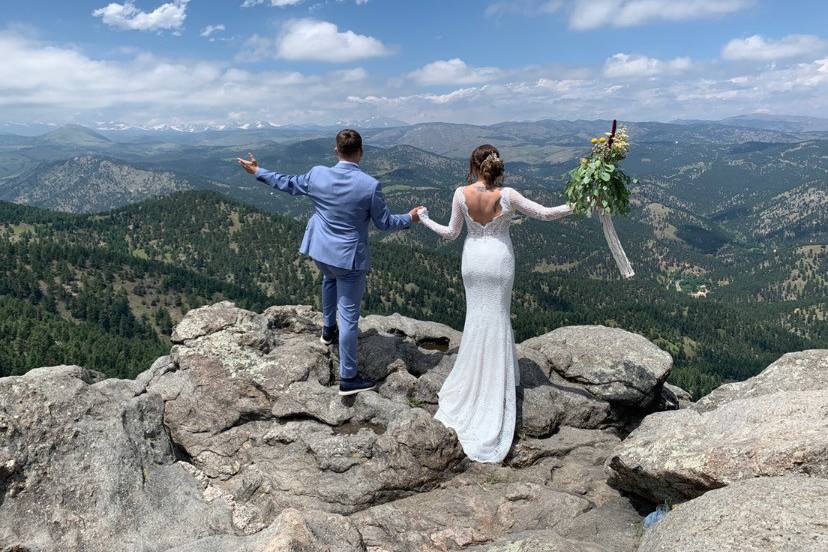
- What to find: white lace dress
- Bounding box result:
[419,187,573,463]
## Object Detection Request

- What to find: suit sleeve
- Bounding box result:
[370,182,412,231]
[255,166,313,196]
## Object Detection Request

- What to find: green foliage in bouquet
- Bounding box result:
[565,122,635,217]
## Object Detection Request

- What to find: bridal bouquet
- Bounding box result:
[564,120,635,278]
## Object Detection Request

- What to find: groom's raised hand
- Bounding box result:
[238,152,259,174]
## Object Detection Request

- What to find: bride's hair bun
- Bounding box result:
[468,144,505,187]
[480,152,505,184]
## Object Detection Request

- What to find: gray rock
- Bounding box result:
[638,476,828,552]
[507,426,620,470]
[167,508,364,552]
[360,312,462,351]
[606,390,828,502]
[521,326,673,407]
[352,425,642,552]
[1,303,690,552]
[411,354,454,406]
[473,500,643,551]
[474,531,612,552]
[557,499,644,552]
[607,350,828,502]
[263,304,324,334]
[146,302,466,533]
[0,366,234,552]
[356,328,447,381]
[659,383,692,410]
[377,367,418,403]
[517,353,615,437]
[352,481,592,551]
[695,349,828,412]
[172,300,248,343]
[476,531,611,552]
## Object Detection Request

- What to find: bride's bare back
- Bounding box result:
[462,183,503,226]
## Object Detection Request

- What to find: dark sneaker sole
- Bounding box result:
[338,384,376,396]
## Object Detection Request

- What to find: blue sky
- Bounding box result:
[1,0,827,127]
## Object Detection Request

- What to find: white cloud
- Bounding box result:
[0,30,382,126]
[604,53,692,78]
[92,0,189,32]
[569,0,752,30]
[200,24,225,39]
[722,34,828,61]
[407,59,501,86]
[332,67,368,82]
[244,19,391,63]
[3,27,828,128]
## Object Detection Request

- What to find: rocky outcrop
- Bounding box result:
[0,302,685,551]
[694,349,828,411]
[0,365,234,551]
[147,303,466,533]
[606,349,828,503]
[14,302,826,551]
[521,326,673,408]
[638,475,828,552]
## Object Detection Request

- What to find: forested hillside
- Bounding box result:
[2,191,824,397]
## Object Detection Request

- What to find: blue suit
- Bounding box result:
[256,161,411,379]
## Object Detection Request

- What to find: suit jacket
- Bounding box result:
[256,161,411,270]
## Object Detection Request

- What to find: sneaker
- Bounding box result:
[320,325,339,345]
[339,376,376,396]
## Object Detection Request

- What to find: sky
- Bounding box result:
[1,0,828,128]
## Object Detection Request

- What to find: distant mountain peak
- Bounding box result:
[39,124,112,146]
[334,115,409,129]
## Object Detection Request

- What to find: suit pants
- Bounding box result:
[314,260,366,380]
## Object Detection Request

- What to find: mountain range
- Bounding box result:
[0,116,826,397]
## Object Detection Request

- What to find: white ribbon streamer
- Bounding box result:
[599,211,635,279]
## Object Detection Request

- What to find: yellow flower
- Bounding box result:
[591,138,598,144]
[599,137,607,143]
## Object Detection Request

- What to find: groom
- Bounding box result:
[238,129,421,396]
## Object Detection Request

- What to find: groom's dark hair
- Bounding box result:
[336,129,363,157]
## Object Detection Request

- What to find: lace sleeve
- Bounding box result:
[506,188,572,221]
[419,188,464,240]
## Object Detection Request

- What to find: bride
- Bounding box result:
[418,144,587,463]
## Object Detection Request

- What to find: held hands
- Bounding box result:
[238,152,259,175]
[409,206,425,224]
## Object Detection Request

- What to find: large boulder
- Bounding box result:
[166,508,365,552]
[606,350,828,502]
[520,326,673,408]
[145,303,466,534]
[352,426,641,552]
[372,324,678,439]
[638,476,828,552]
[360,312,462,352]
[694,349,828,411]
[353,482,592,550]
[473,532,615,552]
[0,366,234,551]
